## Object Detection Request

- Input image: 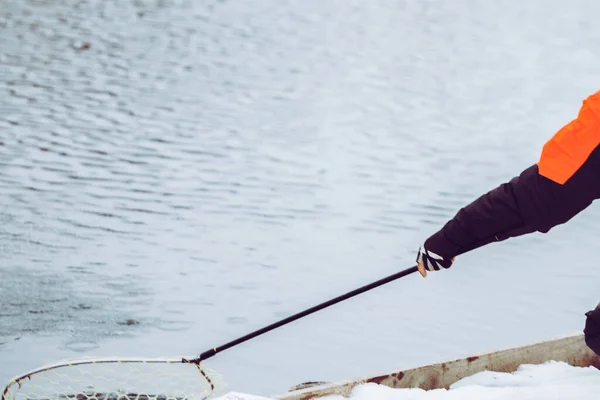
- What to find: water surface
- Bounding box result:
[2,0,600,396]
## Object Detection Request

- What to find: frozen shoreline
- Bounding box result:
[216,362,600,400]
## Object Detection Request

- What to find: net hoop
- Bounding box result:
[2,357,218,400]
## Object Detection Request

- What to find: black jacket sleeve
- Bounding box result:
[424,145,600,259]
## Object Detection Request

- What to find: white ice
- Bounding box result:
[215,361,600,400]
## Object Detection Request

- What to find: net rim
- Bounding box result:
[1,356,209,400]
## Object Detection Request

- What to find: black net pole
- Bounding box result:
[190,265,419,364]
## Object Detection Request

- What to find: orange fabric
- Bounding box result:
[537,90,600,184]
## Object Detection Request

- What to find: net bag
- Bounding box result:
[2,357,225,400]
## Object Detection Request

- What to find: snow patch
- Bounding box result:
[215,361,600,400]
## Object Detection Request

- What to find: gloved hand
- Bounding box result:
[416,246,455,278]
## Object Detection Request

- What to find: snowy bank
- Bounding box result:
[216,361,600,400]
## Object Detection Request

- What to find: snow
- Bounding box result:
[215,362,600,400]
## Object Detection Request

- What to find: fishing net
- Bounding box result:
[1,358,225,400]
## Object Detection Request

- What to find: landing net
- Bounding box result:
[2,357,225,400]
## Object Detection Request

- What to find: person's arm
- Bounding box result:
[417,90,600,276]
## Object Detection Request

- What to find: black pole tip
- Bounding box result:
[187,348,218,364]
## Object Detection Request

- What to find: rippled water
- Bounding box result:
[2,0,600,396]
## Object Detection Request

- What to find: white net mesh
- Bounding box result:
[2,358,225,400]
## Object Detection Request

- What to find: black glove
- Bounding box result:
[416,246,454,272]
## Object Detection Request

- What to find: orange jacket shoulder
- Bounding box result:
[537,90,600,184]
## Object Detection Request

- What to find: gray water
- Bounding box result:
[2,0,600,396]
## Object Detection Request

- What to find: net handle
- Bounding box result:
[190,266,419,363]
